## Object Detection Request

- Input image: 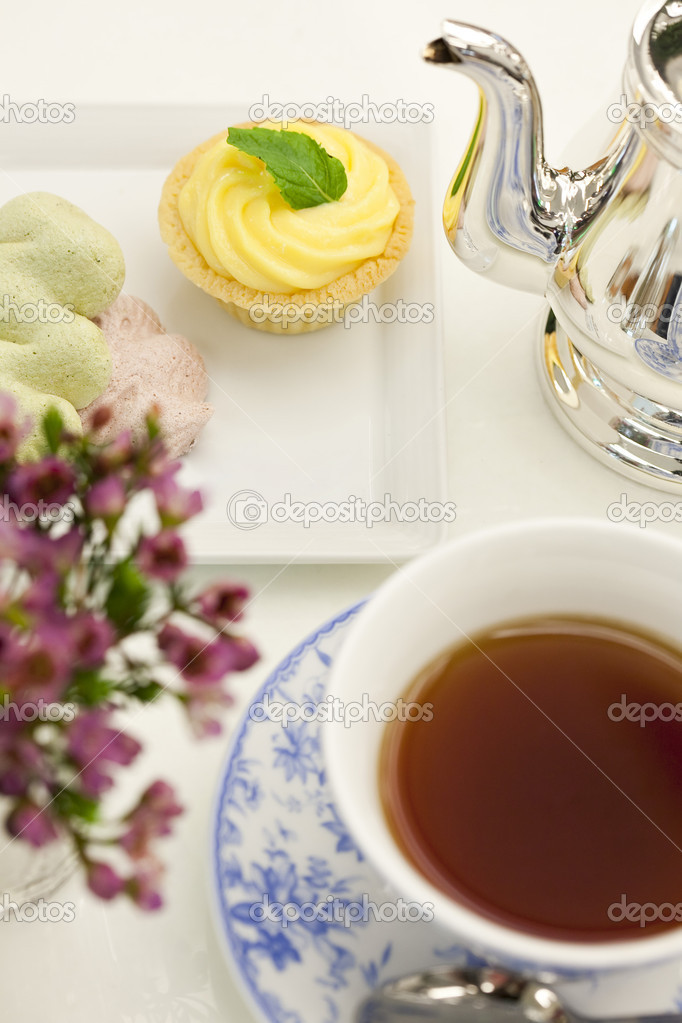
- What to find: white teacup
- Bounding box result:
[324,519,682,1016]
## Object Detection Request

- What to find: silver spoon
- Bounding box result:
[356,966,678,1023]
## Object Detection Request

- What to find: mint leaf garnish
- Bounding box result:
[227,126,348,210]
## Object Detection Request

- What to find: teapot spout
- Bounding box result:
[424,21,636,294]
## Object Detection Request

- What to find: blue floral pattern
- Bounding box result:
[211,601,682,1022]
[634,334,682,381]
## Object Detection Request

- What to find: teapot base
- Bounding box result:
[540,310,682,493]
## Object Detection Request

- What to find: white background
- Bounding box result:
[0,0,668,1020]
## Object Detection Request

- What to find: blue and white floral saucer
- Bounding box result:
[209,601,682,1023]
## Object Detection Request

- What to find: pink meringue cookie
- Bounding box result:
[80,294,213,458]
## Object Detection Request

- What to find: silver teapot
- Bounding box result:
[425,1,682,490]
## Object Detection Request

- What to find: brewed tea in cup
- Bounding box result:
[380,615,682,942]
[325,520,682,993]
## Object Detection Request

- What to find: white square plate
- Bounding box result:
[0,105,448,563]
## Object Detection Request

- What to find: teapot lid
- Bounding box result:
[627,1,682,165]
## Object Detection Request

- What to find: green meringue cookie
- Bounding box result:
[0,192,125,459]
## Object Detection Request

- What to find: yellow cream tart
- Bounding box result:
[158,120,414,333]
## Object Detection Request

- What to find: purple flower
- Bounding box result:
[142,438,175,480]
[92,430,135,474]
[158,624,256,685]
[0,521,48,574]
[137,530,187,582]
[87,861,125,900]
[0,735,46,797]
[46,529,85,574]
[0,404,259,913]
[127,860,164,911]
[195,582,249,625]
[6,801,58,847]
[120,780,183,859]
[151,475,202,527]
[7,621,75,704]
[1,526,85,577]
[0,393,31,462]
[90,406,112,432]
[85,476,126,522]
[21,572,60,615]
[224,636,259,672]
[7,456,76,509]
[0,620,21,665]
[69,613,115,669]
[66,710,142,796]
[183,685,232,738]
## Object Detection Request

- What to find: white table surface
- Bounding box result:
[2,0,675,1019]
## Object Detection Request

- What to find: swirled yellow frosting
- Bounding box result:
[177,121,400,295]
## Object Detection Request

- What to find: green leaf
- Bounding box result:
[3,605,30,629]
[42,406,64,454]
[145,410,161,441]
[105,560,150,634]
[53,788,99,823]
[68,670,116,707]
[129,681,164,704]
[227,126,348,210]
